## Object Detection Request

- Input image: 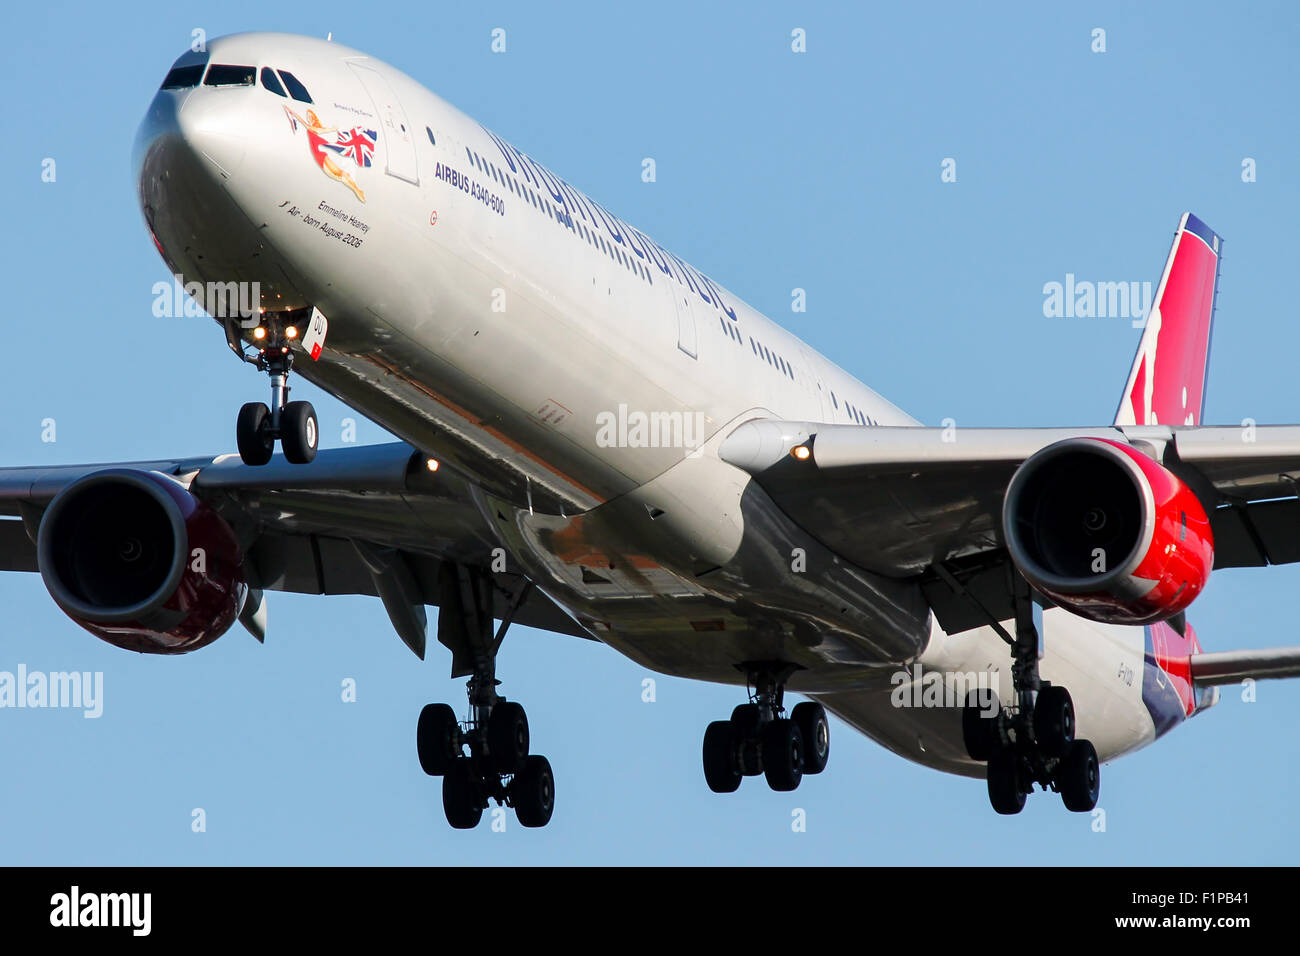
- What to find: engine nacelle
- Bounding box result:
[37,469,246,653]
[1002,438,1214,625]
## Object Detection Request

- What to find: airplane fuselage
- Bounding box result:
[134,32,1205,780]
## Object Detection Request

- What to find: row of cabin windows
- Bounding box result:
[750,336,795,380]
[457,140,876,422]
[448,139,885,425]
[464,146,655,286]
[725,321,877,423]
[459,144,736,330]
[160,61,313,104]
[826,389,873,425]
[717,314,802,383]
[460,140,878,424]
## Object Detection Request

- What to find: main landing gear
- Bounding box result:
[226,313,318,466]
[417,685,554,830]
[416,566,554,829]
[702,663,830,794]
[961,575,1100,815]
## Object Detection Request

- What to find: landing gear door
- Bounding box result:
[347,62,419,185]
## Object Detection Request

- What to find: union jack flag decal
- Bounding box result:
[333,127,378,167]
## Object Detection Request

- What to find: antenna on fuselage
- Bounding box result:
[326,32,333,41]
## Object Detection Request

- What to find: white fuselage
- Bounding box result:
[135,32,1198,780]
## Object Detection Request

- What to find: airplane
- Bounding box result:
[5,30,1300,829]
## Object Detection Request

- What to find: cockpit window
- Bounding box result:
[159,49,209,90]
[204,65,256,87]
[277,70,313,103]
[161,64,206,89]
[260,67,287,97]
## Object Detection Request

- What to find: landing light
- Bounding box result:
[285,326,299,339]
[426,458,440,472]
[252,327,267,341]
[792,445,811,461]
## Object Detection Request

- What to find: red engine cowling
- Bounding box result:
[36,469,246,653]
[1002,438,1214,625]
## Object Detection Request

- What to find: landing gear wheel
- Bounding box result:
[703,720,742,793]
[416,703,460,776]
[442,758,483,829]
[761,718,804,792]
[280,400,318,464]
[236,402,274,466]
[487,701,529,775]
[731,704,763,775]
[730,703,760,731]
[791,701,829,775]
[987,750,1026,815]
[1033,685,1075,758]
[962,691,1002,761]
[512,755,555,828]
[1057,738,1100,812]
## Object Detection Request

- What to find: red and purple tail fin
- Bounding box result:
[1114,213,1223,427]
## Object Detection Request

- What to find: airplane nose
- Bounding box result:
[134,86,257,281]
[134,87,248,197]
[131,89,181,189]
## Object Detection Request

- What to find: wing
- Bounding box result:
[0,442,590,656]
[720,419,1300,632]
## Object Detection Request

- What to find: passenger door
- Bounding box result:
[347,62,419,186]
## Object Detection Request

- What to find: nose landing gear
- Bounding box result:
[226,313,318,466]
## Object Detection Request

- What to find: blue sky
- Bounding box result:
[2,0,1298,863]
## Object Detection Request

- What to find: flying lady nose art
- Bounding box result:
[284,106,377,202]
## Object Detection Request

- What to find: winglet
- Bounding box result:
[1114,213,1223,427]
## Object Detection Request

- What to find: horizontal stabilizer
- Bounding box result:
[1190,648,1300,686]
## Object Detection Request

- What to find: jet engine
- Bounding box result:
[36,469,246,653]
[1002,438,1214,625]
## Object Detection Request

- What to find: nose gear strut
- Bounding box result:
[225,312,319,466]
